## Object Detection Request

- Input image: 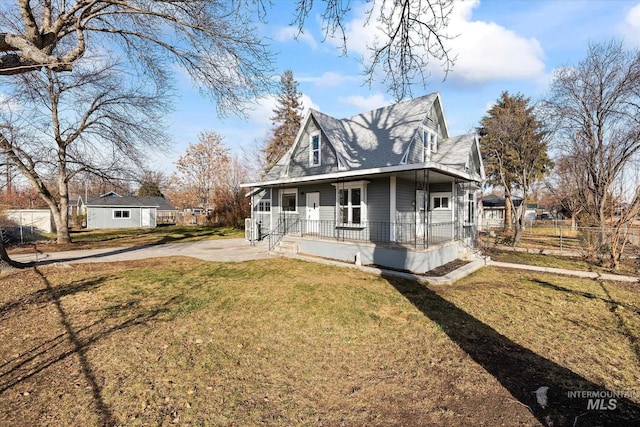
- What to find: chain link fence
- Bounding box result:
[480,221,640,259]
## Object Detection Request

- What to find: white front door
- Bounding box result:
[141,208,152,227]
[306,192,320,233]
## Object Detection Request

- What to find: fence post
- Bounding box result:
[559,225,562,255]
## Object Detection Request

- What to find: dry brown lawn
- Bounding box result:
[1,257,639,426]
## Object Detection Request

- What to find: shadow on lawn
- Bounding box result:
[533,278,640,370]
[0,267,188,426]
[385,276,640,427]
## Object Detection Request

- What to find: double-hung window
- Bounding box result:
[113,209,131,219]
[309,132,321,166]
[256,201,271,212]
[333,181,368,226]
[431,193,450,209]
[466,192,475,223]
[281,189,298,212]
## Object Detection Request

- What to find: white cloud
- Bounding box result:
[446,0,545,84]
[273,26,318,49]
[329,0,545,86]
[338,93,389,112]
[620,3,640,46]
[298,72,360,87]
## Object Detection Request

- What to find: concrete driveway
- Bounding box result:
[10,238,273,265]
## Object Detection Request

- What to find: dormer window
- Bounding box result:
[309,132,321,166]
[422,128,438,161]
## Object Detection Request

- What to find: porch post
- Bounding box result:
[426,170,430,247]
[250,186,255,245]
[389,175,396,242]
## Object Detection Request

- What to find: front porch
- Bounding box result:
[268,218,465,249]
[261,217,477,274]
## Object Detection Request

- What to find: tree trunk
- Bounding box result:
[0,230,32,269]
[512,197,527,246]
[504,196,513,232]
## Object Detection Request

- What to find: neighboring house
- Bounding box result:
[242,92,485,273]
[78,192,178,229]
[479,195,534,230]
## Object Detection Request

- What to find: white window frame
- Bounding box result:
[112,209,131,219]
[466,192,475,224]
[332,180,368,226]
[431,192,451,210]
[421,127,438,161]
[309,132,321,166]
[281,188,298,213]
[430,132,437,153]
[256,200,271,212]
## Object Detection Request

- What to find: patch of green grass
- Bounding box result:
[9,225,244,254]
[486,248,640,276]
[1,258,639,426]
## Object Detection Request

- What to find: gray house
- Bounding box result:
[242,92,485,273]
[78,192,178,229]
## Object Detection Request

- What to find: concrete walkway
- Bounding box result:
[489,260,640,283]
[8,239,639,284]
[10,238,274,265]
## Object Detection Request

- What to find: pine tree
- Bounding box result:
[263,70,303,173]
[479,92,552,244]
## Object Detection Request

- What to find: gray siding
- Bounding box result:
[87,206,156,229]
[287,118,339,178]
[367,177,390,224]
[396,178,416,224]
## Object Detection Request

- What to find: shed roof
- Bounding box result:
[81,196,177,211]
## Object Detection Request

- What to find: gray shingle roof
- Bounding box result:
[314,93,439,170]
[257,92,481,183]
[82,196,177,211]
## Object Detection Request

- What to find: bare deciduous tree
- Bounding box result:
[173,131,230,212]
[544,40,640,269]
[1,1,455,102]
[545,155,584,228]
[0,0,274,114]
[0,58,169,244]
[293,0,455,100]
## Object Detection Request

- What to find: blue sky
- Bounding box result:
[154,0,640,172]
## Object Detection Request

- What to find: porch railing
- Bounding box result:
[268,215,300,251]
[275,219,461,249]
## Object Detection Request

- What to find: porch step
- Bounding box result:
[273,240,299,255]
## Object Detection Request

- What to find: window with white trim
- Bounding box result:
[309,132,321,166]
[430,132,437,153]
[333,181,368,225]
[422,128,438,161]
[113,209,131,219]
[281,188,298,212]
[466,192,475,223]
[256,201,271,212]
[431,193,450,209]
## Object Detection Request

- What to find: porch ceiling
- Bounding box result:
[249,169,465,190]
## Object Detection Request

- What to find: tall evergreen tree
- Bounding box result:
[263,70,304,173]
[479,92,552,244]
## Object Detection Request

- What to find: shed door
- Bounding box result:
[306,192,320,233]
[141,208,152,227]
